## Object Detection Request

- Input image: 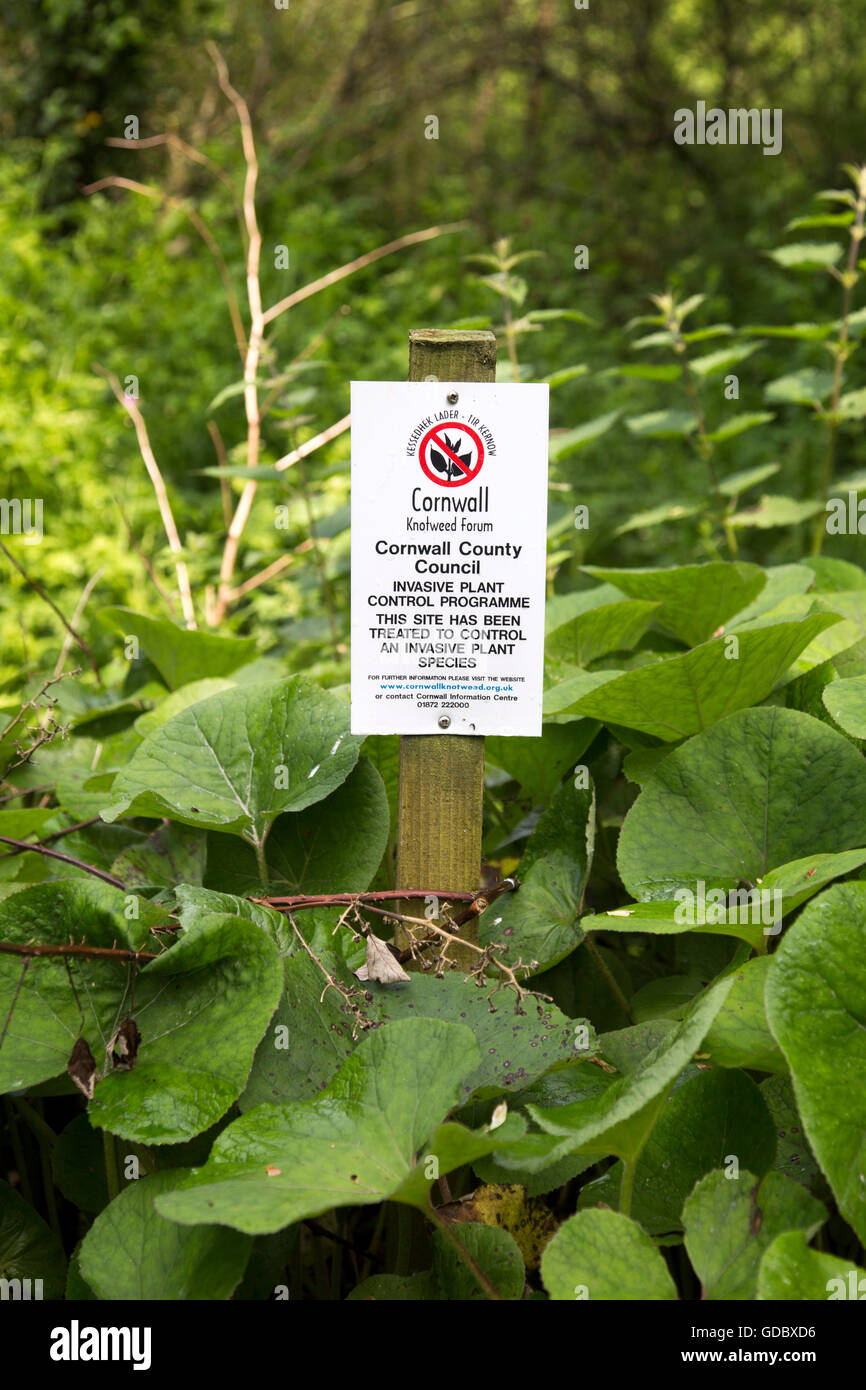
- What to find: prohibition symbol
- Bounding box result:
[418,421,485,488]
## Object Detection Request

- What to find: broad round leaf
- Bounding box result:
[0,1180,66,1300]
[89,912,283,1143]
[478,779,595,973]
[683,1169,826,1300]
[578,1069,776,1232]
[618,708,866,900]
[541,1209,677,1300]
[0,882,163,1092]
[101,677,362,847]
[757,1230,866,1300]
[154,1019,522,1235]
[765,882,866,1245]
[79,1170,252,1299]
[546,616,838,740]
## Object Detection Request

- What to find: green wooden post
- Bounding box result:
[395,329,497,969]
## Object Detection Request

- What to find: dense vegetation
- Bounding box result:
[1,0,866,1303]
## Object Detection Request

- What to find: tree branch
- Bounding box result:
[93,364,198,629]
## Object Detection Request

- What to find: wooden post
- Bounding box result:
[395,329,497,969]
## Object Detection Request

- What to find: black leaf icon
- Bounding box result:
[430,433,474,479]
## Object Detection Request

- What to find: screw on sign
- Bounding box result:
[418,420,485,487]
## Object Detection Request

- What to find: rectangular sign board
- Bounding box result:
[350,380,549,736]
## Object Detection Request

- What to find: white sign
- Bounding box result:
[350,380,549,736]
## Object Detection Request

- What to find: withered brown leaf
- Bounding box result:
[355,933,411,985]
[108,1016,141,1071]
[67,1036,97,1100]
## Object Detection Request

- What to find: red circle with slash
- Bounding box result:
[418,421,485,488]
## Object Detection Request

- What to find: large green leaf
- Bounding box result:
[544,601,661,675]
[757,1230,866,1300]
[241,951,591,1111]
[154,1019,521,1235]
[624,409,698,438]
[764,366,835,404]
[101,678,362,860]
[134,678,236,737]
[110,821,207,889]
[803,556,866,592]
[472,1060,614,1196]
[204,758,389,895]
[431,1223,525,1300]
[89,912,283,1143]
[478,778,595,972]
[547,617,837,740]
[548,410,620,459]
[541,1209,678,1300]
[365,971,595,1102]
[496,978,733,1179]
[682,1169,826,1300]
[485,722,598,805]
[760,1075,822,1192]
[542,669,619,719]
[0,881,163,1091]
[765,883,866,1244]
[238,950,358,1109]
[578,1069,776,1233]
[79,1171,252,1299]
[52,1115,109,1214]
[582,900,765,952]
[724,564,814,627]
[618,708,866,900]
[100,608,259,690]
[767,243,843,270]
[702,957,787,1073]
[0,1180,66,1300]
[822,675,866,738]
[581,562,765,646]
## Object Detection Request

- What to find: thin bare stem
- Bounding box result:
[206,42,266,626]
[0,835,127,889]
[257,888,476,911]
[104,132,246,244]
[227,553,294,602]
[0,941,157,963]
[53,570,103,679]
[0,817,99,859]
[93,364,197,629]
[0,541,101,680]
[273,413,351,472]
[262,223,469,327]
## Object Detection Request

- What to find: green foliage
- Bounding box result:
[3,11,866,1303]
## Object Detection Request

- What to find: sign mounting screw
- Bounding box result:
[447,391,459,404]
[438,716,451,729]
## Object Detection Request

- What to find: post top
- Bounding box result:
[409,328,497,343]
[408,328,497,382]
